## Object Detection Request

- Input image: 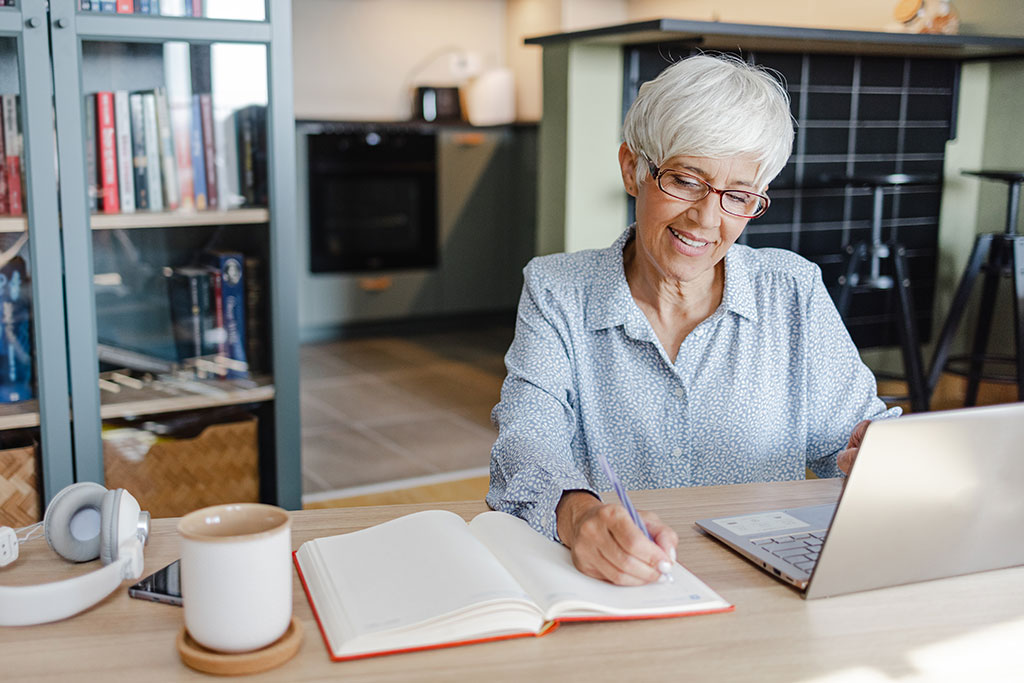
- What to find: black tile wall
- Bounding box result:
[623,46,957,348]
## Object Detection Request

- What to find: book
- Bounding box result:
[242,256,266,374]
[84,95,98,213]
[142,92,164,212]
[166,266,210,364]
[2,95,23,216]
[201,251,248,378]
[198,93,217,210]
[190,95,207,210]
[94,92,119,214]
[163,42,194,210]
[234,105,267,207]
[113,90,136,214]
[153,88,179,210]
[0,256,33,402]
[128,93,148,210]
[0,108,7,215]
[294,509,733,662]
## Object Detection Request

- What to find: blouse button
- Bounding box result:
[672,447,683,458]
[674,388,683,398]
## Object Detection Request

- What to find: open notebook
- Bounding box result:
[294,509,732,661]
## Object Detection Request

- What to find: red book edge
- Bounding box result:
[4,157,20,216]
[116,0,132,11]
[293,550,734,663]
[96,92,120,214]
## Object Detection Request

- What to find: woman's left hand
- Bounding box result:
[837,419,871,475]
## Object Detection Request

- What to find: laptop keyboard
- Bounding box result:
[751,530,828,572]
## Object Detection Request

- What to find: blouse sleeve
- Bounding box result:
[801,265,900,478]
[486,266,596,540]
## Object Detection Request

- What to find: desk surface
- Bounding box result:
[4,479,1022,682]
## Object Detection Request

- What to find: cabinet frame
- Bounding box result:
[3,0,77,501]
[33,0,300,508]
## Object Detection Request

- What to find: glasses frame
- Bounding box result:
[643,155,770,219]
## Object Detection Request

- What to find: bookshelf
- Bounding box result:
[0,0,300,511]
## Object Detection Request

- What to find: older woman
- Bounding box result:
[486,54,897,586]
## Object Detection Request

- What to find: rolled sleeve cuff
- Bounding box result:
[486,465,595,542]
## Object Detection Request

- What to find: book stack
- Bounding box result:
[78,0,202,16]
[0,94,25,218]
[164,251,250,379]
[86,88,265,215]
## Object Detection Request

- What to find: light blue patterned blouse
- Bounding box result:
[487,227,899,540]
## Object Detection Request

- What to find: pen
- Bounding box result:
[595,452,674,583]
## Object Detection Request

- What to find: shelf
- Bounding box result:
[0,216,27,233]
[0,375,274,431]
[525,18,1024,59]
[73,14,272,44]
[90,207,269,230]
[99,374,275,420]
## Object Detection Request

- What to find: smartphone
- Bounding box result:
[128,559,182,606]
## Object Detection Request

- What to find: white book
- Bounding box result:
[153,88,179,210]
[113,91,136,213]
[294,510,732,662]
[142,93,164,212]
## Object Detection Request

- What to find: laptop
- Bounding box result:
[695,402,1024,599]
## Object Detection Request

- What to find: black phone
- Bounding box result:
[128,559,182,606]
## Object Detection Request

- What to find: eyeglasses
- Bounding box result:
[643,155,770,219]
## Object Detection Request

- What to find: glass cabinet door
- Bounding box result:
[48,0,300,514]
[0,1,76,521]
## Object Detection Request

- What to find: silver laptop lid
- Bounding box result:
[806,402,1024,599]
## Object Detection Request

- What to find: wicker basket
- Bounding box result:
[0,444,41,528]
[104,417,259,518]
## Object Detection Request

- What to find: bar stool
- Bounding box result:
[928,170,1024,405]
[836,173,936,413]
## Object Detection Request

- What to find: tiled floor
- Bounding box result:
[299,324,513,501]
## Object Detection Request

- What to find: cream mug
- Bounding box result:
[178,503,292,653]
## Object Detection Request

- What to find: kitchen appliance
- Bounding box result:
[307,123,438,273]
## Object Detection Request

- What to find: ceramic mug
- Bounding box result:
[178,503,292,653]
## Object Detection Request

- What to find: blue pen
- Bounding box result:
[595,452,674,583]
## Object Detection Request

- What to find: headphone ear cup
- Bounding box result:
[99,488,141,565]
[43,482,109,563]
[99,489,121,566]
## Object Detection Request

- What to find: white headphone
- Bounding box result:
[0,482,150,627]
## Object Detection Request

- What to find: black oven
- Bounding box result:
[307,123,438,273]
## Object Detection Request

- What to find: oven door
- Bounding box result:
[307,129,438,273]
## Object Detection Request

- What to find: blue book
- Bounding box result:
[190,95,208,210]
[0,257,33,403]
[100,0,116,12]
[201,251,248,378]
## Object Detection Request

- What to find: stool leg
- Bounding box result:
[927,234,992,395]
[966,238,1006,406]
[1013,236,1024,400]
[890,243,928,412]
[838,242,868,320]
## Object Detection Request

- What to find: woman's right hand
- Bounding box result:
[555,490,678,586]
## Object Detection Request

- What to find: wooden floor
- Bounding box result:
[306,372,1019,510]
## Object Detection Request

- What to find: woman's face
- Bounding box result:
[619,145,761,288]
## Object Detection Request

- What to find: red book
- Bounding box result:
[95,92,120,214]
[1,95,22,216]
[116,0,132,11]
[199,93,217,210]
[209,268,227,359]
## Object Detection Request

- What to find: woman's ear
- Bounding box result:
[618,143,639,198]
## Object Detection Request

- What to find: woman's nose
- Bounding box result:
[686,191,722,230]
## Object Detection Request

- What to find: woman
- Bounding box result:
[486,54,897,586]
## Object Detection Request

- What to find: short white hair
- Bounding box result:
[622,54,794,192]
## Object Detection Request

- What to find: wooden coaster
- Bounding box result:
[177,616,303,676]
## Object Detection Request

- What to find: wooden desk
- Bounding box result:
[3,479,1022,681]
